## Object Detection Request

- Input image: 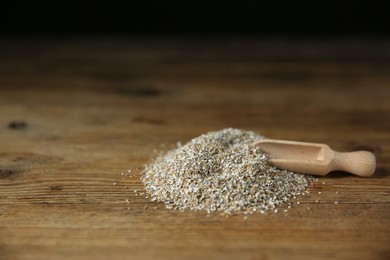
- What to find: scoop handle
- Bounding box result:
[330,151,376,177]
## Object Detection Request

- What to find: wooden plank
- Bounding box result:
[0,37,389,260]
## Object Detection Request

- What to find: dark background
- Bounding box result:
[1,1,388,36]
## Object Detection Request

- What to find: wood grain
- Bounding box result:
[0,36,389,260]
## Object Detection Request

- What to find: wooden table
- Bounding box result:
[0,36,389,260]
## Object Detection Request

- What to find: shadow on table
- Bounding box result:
[326,167,389,179]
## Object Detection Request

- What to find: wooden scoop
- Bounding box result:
[252,139,376,177]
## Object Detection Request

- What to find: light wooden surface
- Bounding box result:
[0,36,389,260]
